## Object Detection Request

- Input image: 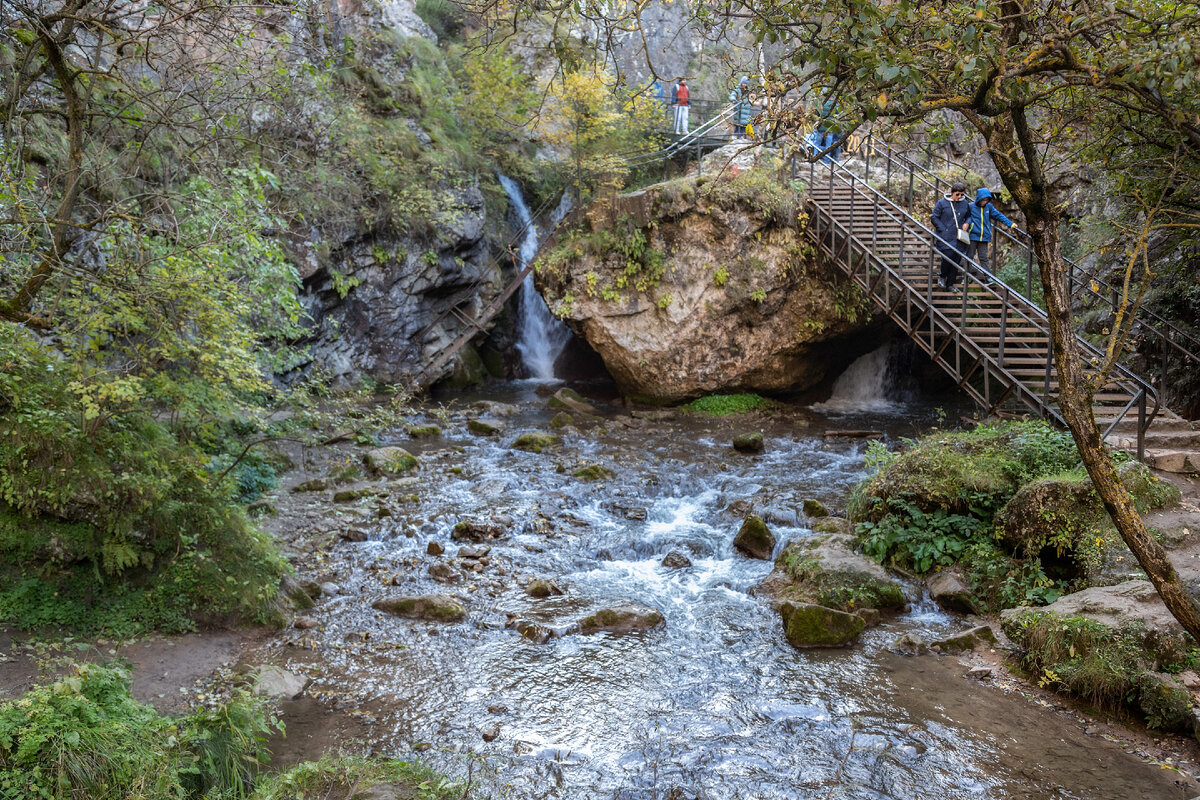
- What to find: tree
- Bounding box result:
[699,0,1200,635]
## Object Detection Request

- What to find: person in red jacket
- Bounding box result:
[671,78,690,134]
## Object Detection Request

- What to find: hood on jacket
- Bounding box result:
[975,187,993,205]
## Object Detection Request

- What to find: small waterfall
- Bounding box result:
[499,175,572,381]
[811,342,898,413]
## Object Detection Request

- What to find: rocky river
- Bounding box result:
[247,381,1198,800]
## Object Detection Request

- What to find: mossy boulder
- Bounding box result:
[578,604,665,635]
[572,464,615,482]
[926,567,979,614]
[372,594,466,623]
[467,419,504,436]
[930,625,997,653]
[452,519,509,541]
[407,425,441,438]
[364,446,419,476]
[332,487,375,503]
[525,578,565,598]
[733,515,775,560]
[732,432,764,453]
[812,516,851,535]
[292,478,328,493]
[761,535,906,612]
[550,412,574,428]
[1001,582,1196,730]
[512,432,561,454]
[803,499,830,518]
[779,601,865,647]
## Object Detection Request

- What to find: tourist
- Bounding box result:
[672,77,690,134]
[730,77,753,139]
[932,182,971,292]
[967,187,1015,277]
[811,96,840,163]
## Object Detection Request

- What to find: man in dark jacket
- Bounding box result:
[967,187,1015,276]
[931,182,971,291]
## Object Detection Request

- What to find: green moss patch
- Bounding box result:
[682,393,769,417]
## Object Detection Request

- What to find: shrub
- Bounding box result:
[0,663,278,800]
[251,754,464,800]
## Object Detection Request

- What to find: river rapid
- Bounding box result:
[253,383,1195,800]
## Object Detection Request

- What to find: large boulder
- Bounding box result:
[926,567,979,614]
[578,604,665,635]
[364,446,418,475]
[535,173,880,402]
[759,535,906,612]
[779,601,865,648]
[733,515,776,560]
[373,594,466,622]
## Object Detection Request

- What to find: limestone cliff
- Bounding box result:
[535,157,882,402]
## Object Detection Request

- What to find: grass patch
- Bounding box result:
[252,754,465,800]
[681,393,769,417]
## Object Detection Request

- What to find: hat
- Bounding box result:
[739,76,749,85]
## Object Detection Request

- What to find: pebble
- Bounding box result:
[488,704,508,714]
[294,616,318,629]
[482,725,500,742]
[320,582,342,596]
[427,541,445,556]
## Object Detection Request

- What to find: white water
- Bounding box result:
[499,175,572,380]
[811,342,898,413]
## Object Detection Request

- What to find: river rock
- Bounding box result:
[472,400,520,417]
[426,541,444,556]
[811,516,852,535]
[890,632,929,656]
[732,432,764,453]
[373,594,466,622]
[534,180,880,402]
[506,617,554,644]
[252,665,307,700]
[428,562,460,582]
[339,527,369,542]
[548,388,599,415]
[292,478,328,493]
[578,604,665,635]
[572,464,615,482]
[757,535,905,613]
[926,567,980,614]
[779,601,866,647]
[407,424,441,438]
[458,545,491,559]
[550,412,574,428]
[364,446,419,475]
[662,550,693,569]
[468,418,505,436]
[452,519,509,541]
[294,616,318,629]
[319,581,342,597]
[930,625,997,653]
[526,578,565,597]
[802,499,829,518]
[733,515,775,560]
[512,432,561,453]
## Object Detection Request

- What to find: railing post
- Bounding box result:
[999,285,1008,366]
[1162,328,1171,403]
[907,164,914,214]
[1137,390,1146,462]
[1043,343,1053,408]
[1026,247,1034,300]
[886,147,893,199]
[865,131,871,183]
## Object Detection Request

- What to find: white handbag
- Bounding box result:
[952,203,970,243]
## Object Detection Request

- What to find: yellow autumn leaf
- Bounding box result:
[876,91,888,108]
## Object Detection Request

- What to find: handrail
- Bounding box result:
[860,135,1200,409]
[803,151,1159,453]
[625,104,737,167]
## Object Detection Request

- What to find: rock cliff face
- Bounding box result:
[536,159,882,402]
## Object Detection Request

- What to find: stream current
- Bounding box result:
[259,384,1194,799]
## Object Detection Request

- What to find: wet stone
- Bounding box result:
[458,545,491,559]
[427,541,445,556]
[802,499,830,518]
[339,528,368,542]
[481,724,501,742]
[662,550,693,569]
[779,601,865,648]
[927,568,980,615]
[506,616,554,644]
[319,582,342,597]
[252,665,307,700]
[572,464,616,482]
[364,446,419,475]
[548,387,599,415]
[931,625,997,653]
[468,418,505,436]
[373,594,467,623]
[407,425,441,438]
[428,562,461,583]
[512,432,561,453]
[487,704,508,714]
[733,515,776,560]
[578,604,665,635]
[732,432,765,453]
[452,519,509,541]
[294,616,318,630]
[333,488,374,503]
[291,478,328,493]
[526,578,565,598]
[550,412,574,428]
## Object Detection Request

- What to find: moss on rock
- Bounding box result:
[778,600,866,647]
[372,594,466,623]
[511,432,561,454]
[733,515,775,560]
[572,464,615,481]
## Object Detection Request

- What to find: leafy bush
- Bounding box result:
[856,499,981,573]
[251,754,464,800]
[0,663,278,800]
[681,393,769,417]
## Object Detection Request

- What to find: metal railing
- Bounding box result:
[855,134,1200,414]
[800,152,1157,458]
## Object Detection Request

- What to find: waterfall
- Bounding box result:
[498,175,572,381]
[811,342,898,413]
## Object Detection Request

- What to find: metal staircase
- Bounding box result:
[801,156,1181,459]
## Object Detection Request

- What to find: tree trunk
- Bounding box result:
[1027,195,1200,642]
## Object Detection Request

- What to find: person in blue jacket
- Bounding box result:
[730,77,753,139]
[932,182,972,291]
[967,187,1015,276]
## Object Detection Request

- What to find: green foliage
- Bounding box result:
[251,754,465,800]
[415,0,465,40]
[856,499,981,573]
[699,169,802,226]
[681,393,769,417]
[0,662,278,800]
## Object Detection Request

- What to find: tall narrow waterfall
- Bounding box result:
[811,342,898,412]
[499,175,572,380]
